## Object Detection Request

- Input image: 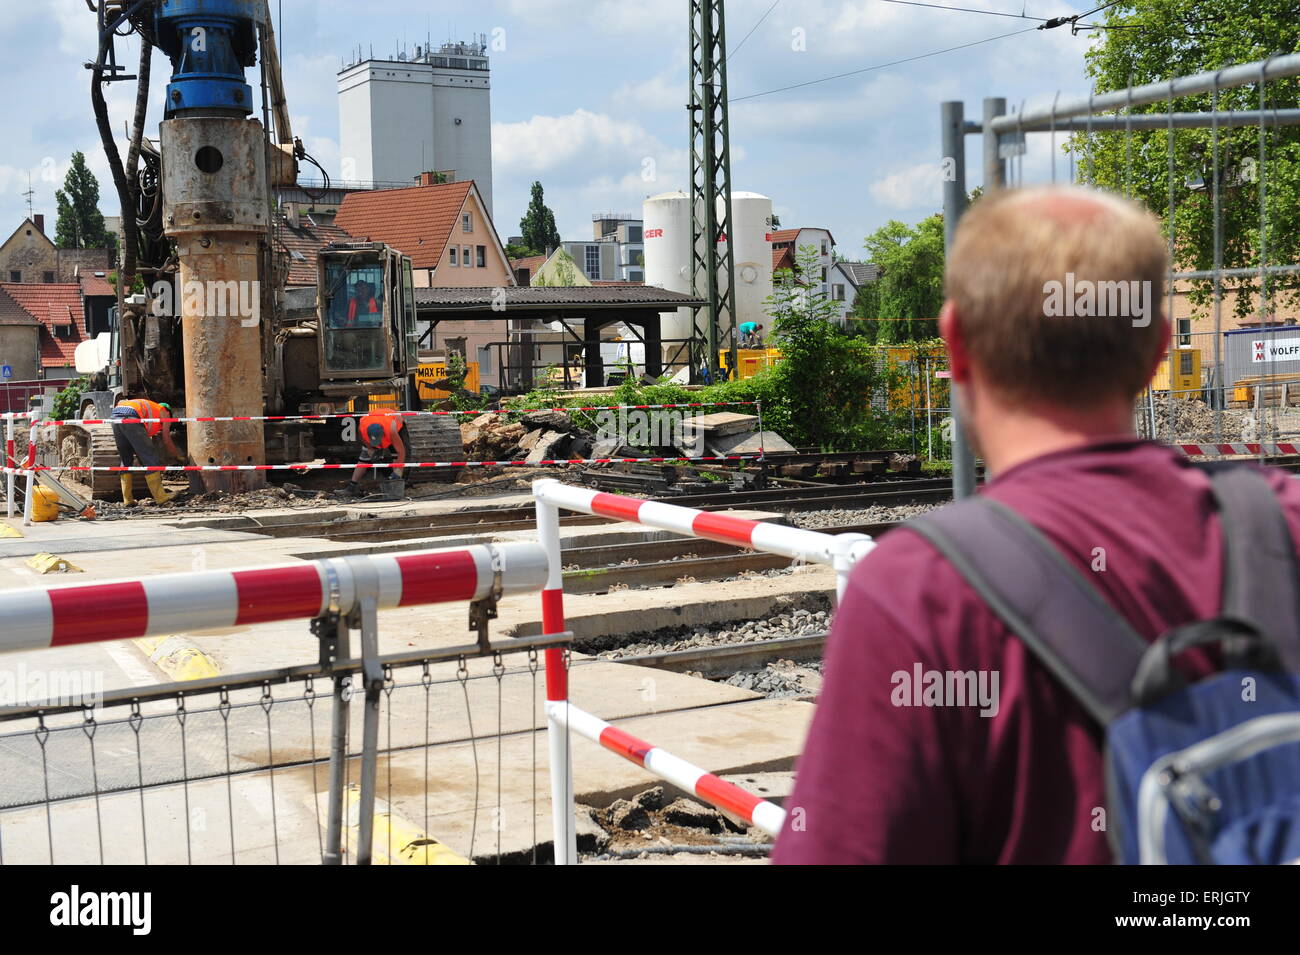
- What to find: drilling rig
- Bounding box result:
[70,0,459,497]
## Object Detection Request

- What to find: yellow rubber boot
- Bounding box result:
[144,473,174,505]
[119,473,136,506]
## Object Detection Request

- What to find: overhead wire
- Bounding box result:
[732,25,1040,102]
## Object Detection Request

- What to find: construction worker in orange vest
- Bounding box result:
[343,409,408,498]
[111,397,182,505]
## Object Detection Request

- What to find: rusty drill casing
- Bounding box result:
[161,115,269,492]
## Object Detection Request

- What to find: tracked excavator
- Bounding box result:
[63,0,460,499]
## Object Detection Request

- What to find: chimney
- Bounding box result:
[419,171,436,187]
[33,214,44,234]
[283,201,299,228]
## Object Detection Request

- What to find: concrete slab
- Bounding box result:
[678,412,760,437]
[708,430,797,456]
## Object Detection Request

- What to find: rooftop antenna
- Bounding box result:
[22,172,34,220]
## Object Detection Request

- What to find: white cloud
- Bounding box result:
[493,109,664,175]
[869,161,945,210]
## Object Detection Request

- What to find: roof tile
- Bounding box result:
[335,181,474,270]
[0,283,86,367]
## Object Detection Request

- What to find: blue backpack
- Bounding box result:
[907,465,1300,864]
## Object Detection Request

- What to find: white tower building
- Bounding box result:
[337,38,494,215]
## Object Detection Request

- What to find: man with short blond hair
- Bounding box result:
[773,186,1300,864]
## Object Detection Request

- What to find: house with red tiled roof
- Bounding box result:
[509,254,548,286]
[336,176,516,369]
[0,286,42,381]
[274,204,355,286]
[335,176,514,289]
[76,270,117,337]
[769,226,836,297]
[0,282,87,379]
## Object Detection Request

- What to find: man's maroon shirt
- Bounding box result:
[772,439,1300,864]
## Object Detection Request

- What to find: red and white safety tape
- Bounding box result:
[547,701,787,837]
[16,453,767,473]
[11,400,760,428]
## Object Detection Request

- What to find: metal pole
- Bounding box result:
[535,487,575,865]
[942,101,977,499]
[22,422,35,526]
[5,416,14,518]
[983,97,1007,191]
[350,558,383,865]
[322,623,350,865]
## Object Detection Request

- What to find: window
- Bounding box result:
[463,246,472,268]
[462,213,472,233]
[833,284,845,301]
[628,225,643,243]
[476,245,486,268]
[9,270,20,282]
[629,271,643,282]
[450,247,458,266]
[1177,318,1191,347]
[820,267,828,282]
[585,245,600,279]
[821,240,829,256]
[43,271,55,284]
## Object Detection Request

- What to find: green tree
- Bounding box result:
[766,247,879,449]
[505,241,541,260]
[853,214,945,342]
[1074,0,1300,320]
[519,181,561,255]
[54,151,115,250]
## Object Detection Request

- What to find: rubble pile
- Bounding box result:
[457,407,797,466]
[1141,396,1279,444]
[577,786,757,855]
[460,409,595,463]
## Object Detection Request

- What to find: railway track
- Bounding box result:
[207,480,950,543]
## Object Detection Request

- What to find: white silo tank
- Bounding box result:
[642,190,699,356]
[719,191,774,339]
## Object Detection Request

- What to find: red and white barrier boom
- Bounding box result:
[532,478,876,863]
[0,541,548,652]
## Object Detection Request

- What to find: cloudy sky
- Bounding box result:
[3,0,1105,257]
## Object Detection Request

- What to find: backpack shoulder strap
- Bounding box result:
[906,497,1148,726]
[1203,465,1300,669]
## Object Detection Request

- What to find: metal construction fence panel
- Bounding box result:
[0,540,570,865]
[0,645,565,865]
[940,52,1300,488]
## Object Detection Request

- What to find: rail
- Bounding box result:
[531,477,877,864]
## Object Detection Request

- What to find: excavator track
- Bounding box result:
[400,415,463,483]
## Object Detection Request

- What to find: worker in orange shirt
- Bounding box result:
[347,281,380,327]
[343,409,408,498]
[111,397,182,505]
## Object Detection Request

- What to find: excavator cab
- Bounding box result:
[317,243,417,382]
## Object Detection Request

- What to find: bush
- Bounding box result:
[52,376,90,421]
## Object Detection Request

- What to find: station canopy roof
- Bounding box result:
[413,286,707,313]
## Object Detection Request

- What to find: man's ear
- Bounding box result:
[1145,314,1172,383]
[939,301,971,385]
